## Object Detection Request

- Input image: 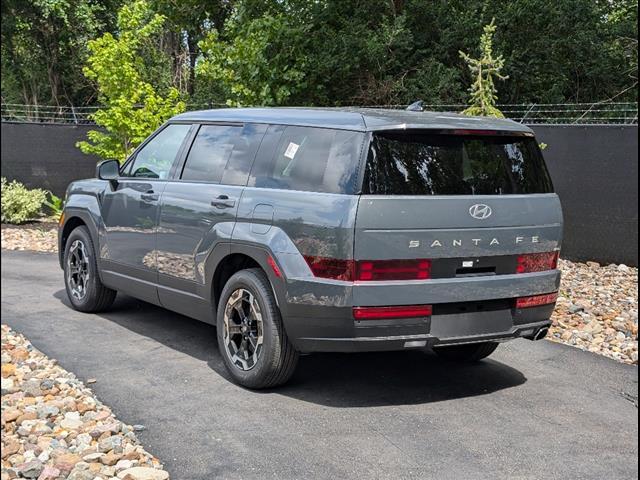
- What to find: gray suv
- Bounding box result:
[59,108,562,388]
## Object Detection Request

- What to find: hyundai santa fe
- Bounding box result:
[59,107,562,388]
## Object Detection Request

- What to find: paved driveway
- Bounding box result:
[1,250,638,480]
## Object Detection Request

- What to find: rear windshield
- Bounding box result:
[362,131,554,195]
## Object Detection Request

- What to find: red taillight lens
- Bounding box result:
[353,304,433,320]
[303,256,354,281]
[516,292,558,309]
[516,252,559,273]
[356,259,431,281]
[304,256,432,282]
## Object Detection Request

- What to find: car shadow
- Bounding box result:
[54,290,527,407]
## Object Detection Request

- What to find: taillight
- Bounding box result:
[303,256,431,282]
[516,252,559,273]
[356,259,431,281]
[516,292,558,309]
[353,304,433,320]
[303,256,354,281]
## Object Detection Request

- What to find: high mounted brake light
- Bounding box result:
[303,256,431,282]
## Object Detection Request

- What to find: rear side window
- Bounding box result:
[362,131,554,195]
[181,123,266,185]
[181,125,240,183]
[249,125,364,194]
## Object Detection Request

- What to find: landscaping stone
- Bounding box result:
[0,325,169,480]
[550,259,638,364]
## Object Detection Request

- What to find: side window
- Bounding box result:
[126,124,191,179]
[181,125,241,183]
[248,125,364,194]
[180,123,266,185]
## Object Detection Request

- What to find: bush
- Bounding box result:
[1,178,47,224]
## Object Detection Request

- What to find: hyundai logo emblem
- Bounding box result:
[469,204,493,220]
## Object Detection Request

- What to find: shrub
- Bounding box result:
[44,192,64,219]
[1,178,47,224]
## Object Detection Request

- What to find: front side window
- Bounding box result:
[363,130,554,195]
[127,124,191,179]
[249,125,364,194]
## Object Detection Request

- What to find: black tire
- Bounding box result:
[63,225,116,313]
[216,268,298,389]
[433,341,499,362]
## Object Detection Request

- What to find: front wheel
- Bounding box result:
[433,341,499,362]
[63,226,116,312]
[216,268,298,389]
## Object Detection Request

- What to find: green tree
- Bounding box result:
[0,0,120,106]
[459,19,507,117]
[77,0,185,162]
[197,12,309,106]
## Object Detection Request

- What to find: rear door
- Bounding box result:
[156,123,266,319]
[355,130,563,276]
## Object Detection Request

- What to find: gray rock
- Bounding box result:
[17,460,43,479]
[23,379,42,397]
[40,379,55,390]
[569,304,584,314]
[37,405,60,419]
[98,435,123,453]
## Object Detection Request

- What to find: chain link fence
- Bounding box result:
[1,101,637,125]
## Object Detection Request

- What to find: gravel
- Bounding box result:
[1,324,169,480]
[1,224,637,365]
[1,223,57,253]
[550,259,638,365]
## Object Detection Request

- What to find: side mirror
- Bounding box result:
[96,160,120,185]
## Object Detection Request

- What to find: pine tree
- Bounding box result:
[459,19,508,118]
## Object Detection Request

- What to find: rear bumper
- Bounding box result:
[280,270,560,353]
[289,305,554,353]
[294,320,552,353]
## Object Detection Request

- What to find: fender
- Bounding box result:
[59,192,106,275]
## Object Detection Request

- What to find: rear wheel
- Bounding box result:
[63,226,116,312]
[216,268,298,389]
[433,341,499,362]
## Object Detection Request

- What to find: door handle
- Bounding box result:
[211,195,236,209]
[141,190,159,202]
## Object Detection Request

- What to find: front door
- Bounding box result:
[99,123,192,303]
[156,123,266,319]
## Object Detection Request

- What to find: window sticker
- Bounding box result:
[284,142,300,159]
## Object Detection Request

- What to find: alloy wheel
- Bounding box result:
[67,240,90,300]
[223,288,264,371]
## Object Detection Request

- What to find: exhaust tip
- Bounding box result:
[523,326,549,341]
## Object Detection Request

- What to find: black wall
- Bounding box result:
[0,123,99,197]
[1,121,638,266]
[532,125,638,266]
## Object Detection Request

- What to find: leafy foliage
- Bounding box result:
[197,11,311,106]
[1,0,119,106]
[1,178,47,224]
[459,19,507,118]
[76,0,185,162]
[1,0,638,109]
[44,192,64,219]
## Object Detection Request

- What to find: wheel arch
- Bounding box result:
[208,244,286,314]
[58,208,101,270]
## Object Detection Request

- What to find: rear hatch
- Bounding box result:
[354,129,563,279]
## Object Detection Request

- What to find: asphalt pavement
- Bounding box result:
[1,250,638,480]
